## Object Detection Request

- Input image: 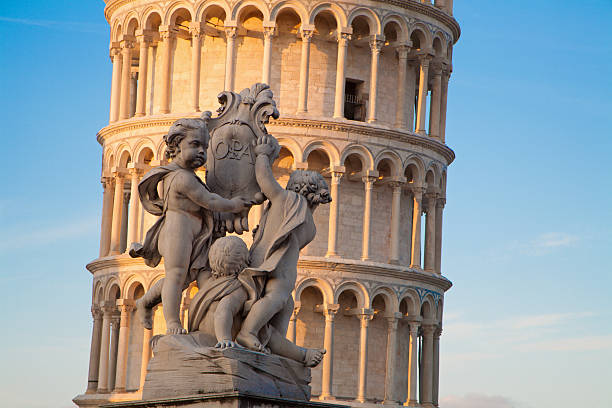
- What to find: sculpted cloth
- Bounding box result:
[129,162,219,283]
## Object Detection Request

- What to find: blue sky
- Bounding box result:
[0,1,610,408]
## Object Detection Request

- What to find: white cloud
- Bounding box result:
[441,393,529,408]
[0,217,97,251]
[532,232,578,248]
[502,312,594,330]
[516,334,612,352]
[0,16,106,33]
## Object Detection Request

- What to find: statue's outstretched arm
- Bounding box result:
[255,153,284,202]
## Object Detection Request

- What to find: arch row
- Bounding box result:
[294,275,443,323]
[110,0,453,56]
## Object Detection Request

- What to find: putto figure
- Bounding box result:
[130,118,250,334]
[236,134,331,356]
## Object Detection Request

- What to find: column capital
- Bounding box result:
[388,176,407,190]
[263,25,276,39]
[100,301,117,316]
[436,197,446,208]
[300,26,315,41]
[120,37,135,49]
[189,22,206,38]
[101,176,114,188]
[396,42,412,59]
[111,167,128,178]
[135,29,153,44]
[434,326,443,338]
[109,44,121,58]
[91,304,102,320]
[421,323,437,336]
[111,313,121,327]
[356,309,374,328]
[362,170,379,185]
[314,303,340,321]
[410,184,426,199]
[385,312,403,330]
[369,36,385,54]
[337,31,351,45]
[128,166,143,178]
[159,25,178,40]
[330,165,345,180]
[116,298,135,311]
[425,190,439,203]
[224,26,237,39]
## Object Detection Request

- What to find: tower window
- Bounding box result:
[344,79,365,121]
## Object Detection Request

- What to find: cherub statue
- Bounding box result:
[188,236,325,367]
[130,118,251,335]
[235,134,331,358]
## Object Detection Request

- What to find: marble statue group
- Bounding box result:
[129,84,330,370]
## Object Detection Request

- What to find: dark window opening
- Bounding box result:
[344,79,366,121]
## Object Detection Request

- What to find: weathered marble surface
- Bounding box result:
[142,334,311,401]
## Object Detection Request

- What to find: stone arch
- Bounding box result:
[440,169,447,196]
[123,12,140,36]
[333,281,369,308]
[148,272,165,290]
[276,137,303,163]
[432,31,447,57]
[270,1,308,25]
[374,150,402,177]
[436,297,444,324]
[133,139,156,165]
[157,139,168,162]
[381,14,408,43]
[425,161,441,188]
[111,20,123,42]
[122,275,147,300]
[347,7,381,36]
[232,0,271,24]
[295,277,334,305]
[308,2,348,28]
[116,145,133,168]
[403,155,426,184]
[340,144,374,172]
[105,278,122,301]
[165,1,195,26]
[93,280,105,304]
[370,286,399,313]
[399,289,420,316]
[196,0,231,23]
[409,23,432,51]
[104,150,115,173]
[142,7,163,30]
[420,294,435,320]
[303,140,340,167]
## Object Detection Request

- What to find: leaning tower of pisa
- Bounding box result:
[74,1,459,407]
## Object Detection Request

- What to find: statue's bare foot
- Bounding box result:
[136,298,153,330]
[166,323,187,335]
[236,331,265,352]
[304,348,326,367]
[215,339,243,350]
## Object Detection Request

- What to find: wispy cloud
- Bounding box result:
[441,393,530,408]
[516,334,612,352]
[531,232,579,249]
[0,16,106,34]
[0,217,97,251]
[502,312,594,330]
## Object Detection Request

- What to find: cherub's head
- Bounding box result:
[164,118,209,169]
[286,170,331,209]
[208,236,249,279]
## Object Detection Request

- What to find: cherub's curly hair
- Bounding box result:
[164,118,209,160]
[208,236,249,279]
[286,170,330,204]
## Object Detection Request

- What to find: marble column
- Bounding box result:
[420,324,435,407]
[356,311,374,403]
[297,28,314,113]
[383,314,401,404]
[108,313,120,391]
[86,305,103,393]
[320,304,339,400]
[126,169,141,249]
[429,66,442,139]
[326,168,344,257]
[119,39,135,120]
[432,327,442,407]
[333,32,351,118]
[224,27,237,91]
[119,191,130,253]
[367,37,384,123]
[135,32,151,117]
[139,326,153,390]
[190,24,203,112]
[416,56,431,135]
[395,44,410,129]
[424,192,438,272]
[129,72,138,117]
[361,175,377,261]
[435,197,445,274]
[109,46,122,123]
[389,179,405,264]
[109,173,125,255]
[286,301,301,343]
[97,302,114,393]
[440,69,450,143]
[406,60,417,132]
[159,26,177,114]
[114,299,135,392]
[262,26,275,84]
[405,321,421,406]
[410,187,424,268]
[99,177,114,257]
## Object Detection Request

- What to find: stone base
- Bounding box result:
[102,392,349,408]
[142,333,312,401]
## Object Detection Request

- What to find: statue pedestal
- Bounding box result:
[102,392,347,408]
[140,334,312,401]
